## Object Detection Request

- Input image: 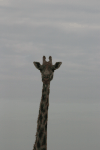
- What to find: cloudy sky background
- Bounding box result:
[0,0,100,150]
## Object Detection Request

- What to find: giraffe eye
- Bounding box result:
[40,69,42,72]
[52,69,54,72]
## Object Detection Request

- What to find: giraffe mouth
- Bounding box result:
[44,78,49,80]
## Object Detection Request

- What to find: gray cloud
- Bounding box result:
[0,1,100,150]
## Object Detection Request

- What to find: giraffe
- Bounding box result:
[33,56,62,150]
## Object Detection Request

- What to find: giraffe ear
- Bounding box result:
[33,62,42,70]
[53,62,62,70]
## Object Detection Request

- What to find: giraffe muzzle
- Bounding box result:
[44,78,49,80]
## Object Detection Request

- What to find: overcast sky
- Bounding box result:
[0,0,100,150]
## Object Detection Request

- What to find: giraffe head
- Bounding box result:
[33,56,62,84]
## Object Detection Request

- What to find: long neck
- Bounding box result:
[33,83,50,150]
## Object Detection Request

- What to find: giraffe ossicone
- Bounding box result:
[33,56,62,150]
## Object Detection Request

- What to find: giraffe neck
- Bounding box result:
[33,83,50,150]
